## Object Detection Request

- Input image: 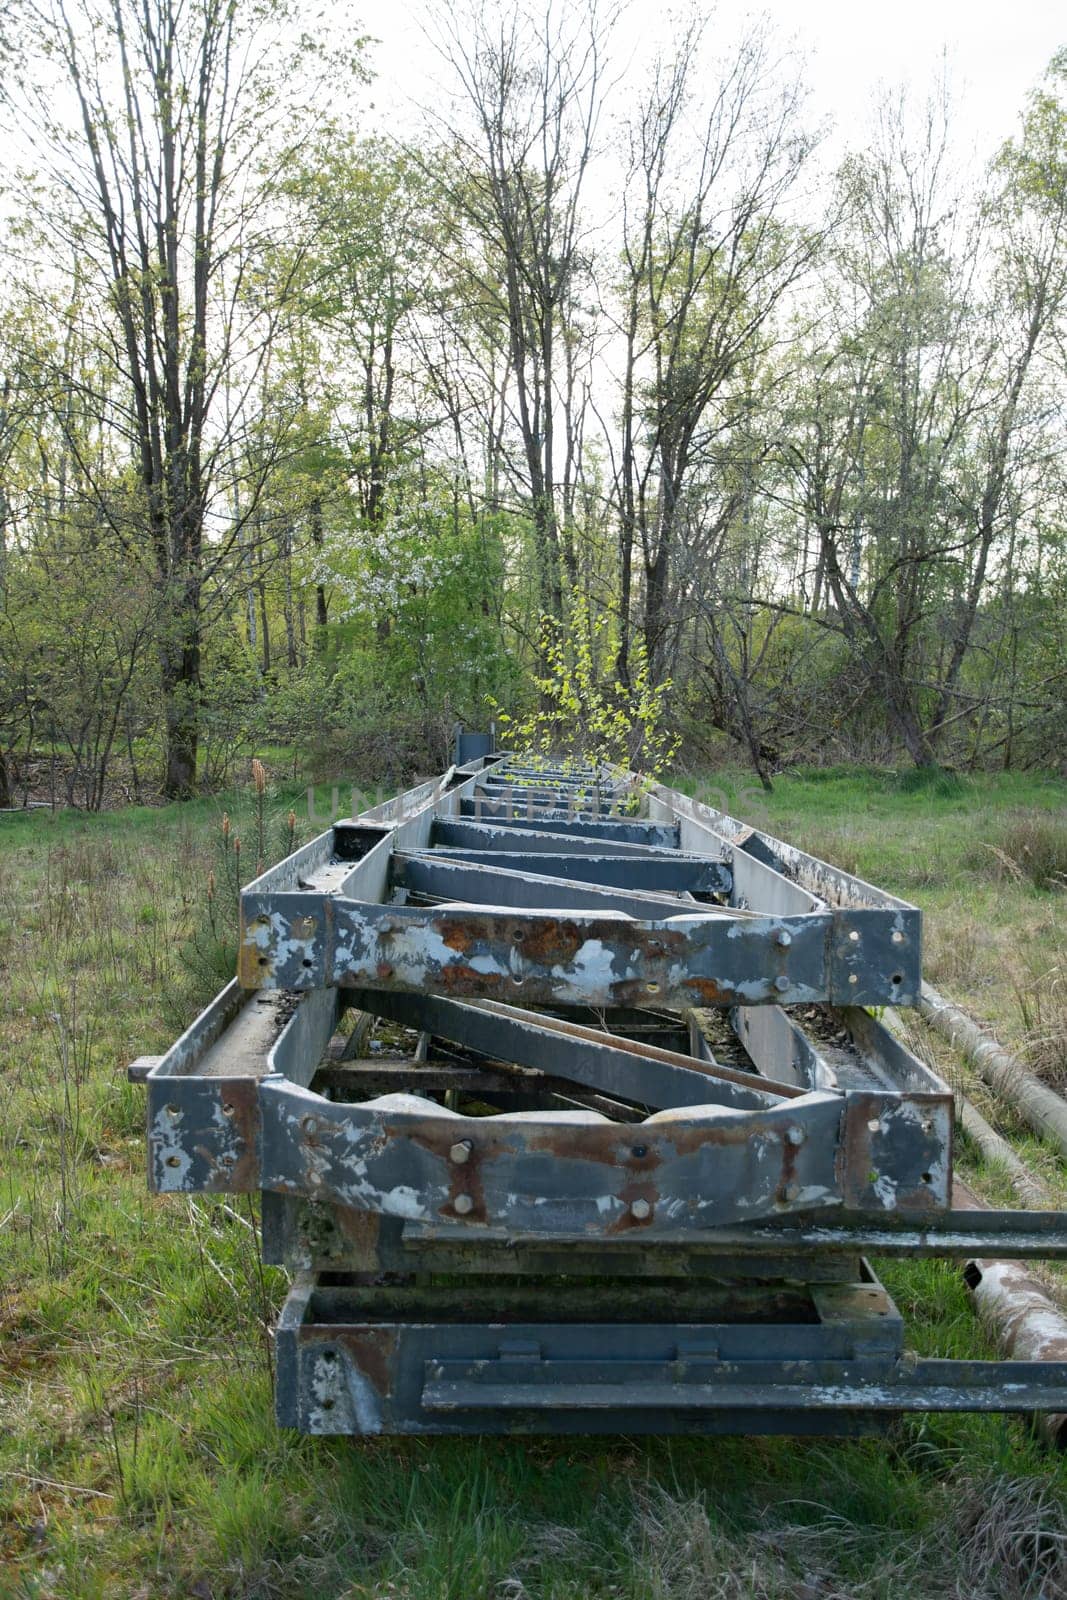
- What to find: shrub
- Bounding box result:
[892,766,967,799]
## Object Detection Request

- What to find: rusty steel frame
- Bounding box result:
[138,748,1067,1436]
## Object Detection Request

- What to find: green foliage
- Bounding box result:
[892,767,968,799]
[491,592,679,789]
[300,494,520,779]
[0,23,1065,810]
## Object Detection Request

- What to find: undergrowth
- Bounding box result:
[2,764,1067,1597]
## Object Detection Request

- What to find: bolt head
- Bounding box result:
[453,1193,474,1215]
[450,1139,473,1165]
[774,975,790,993]
[630,1198,652,1220]
[775,929,792,948]
[785,1125,805,1146]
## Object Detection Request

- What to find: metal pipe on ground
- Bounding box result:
[957,1097,1051,1211]
[921,981,1067,1162]
[955,1179,1067,1449]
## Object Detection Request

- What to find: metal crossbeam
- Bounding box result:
[138,744,1067,1437]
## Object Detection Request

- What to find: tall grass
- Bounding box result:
[969,809,1067,891]
[3,766,1067,1596]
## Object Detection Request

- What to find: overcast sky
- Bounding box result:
[361,0,1062,169]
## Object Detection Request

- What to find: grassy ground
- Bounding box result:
[3,766,1067,1599]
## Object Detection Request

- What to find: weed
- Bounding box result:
[971,809,1067,891]
[788,824,862,878]
[956,1472,1067,1600]
[926,920,988,992]
[1015,960,1067,1087]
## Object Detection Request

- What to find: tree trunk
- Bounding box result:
[258,581,271,674]
[283,523,298,668]
[644,545,672,683]
[310,497,328,629]
[160,582,201,798]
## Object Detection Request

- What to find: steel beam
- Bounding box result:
[140,751,1067,1436]
[400,847,732,896]
[238,897,916,1009]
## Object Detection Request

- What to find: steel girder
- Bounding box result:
[139,750,1067,1435]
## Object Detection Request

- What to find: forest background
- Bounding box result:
[0,0,1065,808]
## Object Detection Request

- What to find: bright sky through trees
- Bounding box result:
[1,0,1063,802]
[365,0,1063,167]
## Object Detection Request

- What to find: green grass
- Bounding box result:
[3,764,1067,1597]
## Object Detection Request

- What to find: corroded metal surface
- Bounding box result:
[141,749,1067,1436]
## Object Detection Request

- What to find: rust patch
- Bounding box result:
[775,1126,799,1206]
[624,1140,659,1175]
[189,1078,261,1190]
[606,978,671,1008]
[682,977,731,1006]
[523,1124,636,1167]
[330,1327,398,1397]
[440,919,475,954]
[607,1172,661,1234]
[398,1118,498,1224]
[220,1078,261,1190]
[238,930,266,989]
[507,915,584,966]
[436,964,509,996]
[443,1133,488,1222]
[656,1115,766,1159]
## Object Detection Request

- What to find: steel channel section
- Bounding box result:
[237,896,914,1011]
[391,853,705,917]
[148,983,950,1226]
[451,810,682,846]
[261,1208,1067,1277]
[142,753,1067,1435]
[342,990,794,1109]
[416,848,733,894]
[275,1284,1067,1437]
[256,1080,849,1231]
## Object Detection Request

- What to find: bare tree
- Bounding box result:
[929,57,1067,749]
[769,75,1065,769]
[426,0,612,620]
[6,0,360,794]
[612,17,819,684]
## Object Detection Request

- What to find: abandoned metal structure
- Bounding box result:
[137,748,1067,1435]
